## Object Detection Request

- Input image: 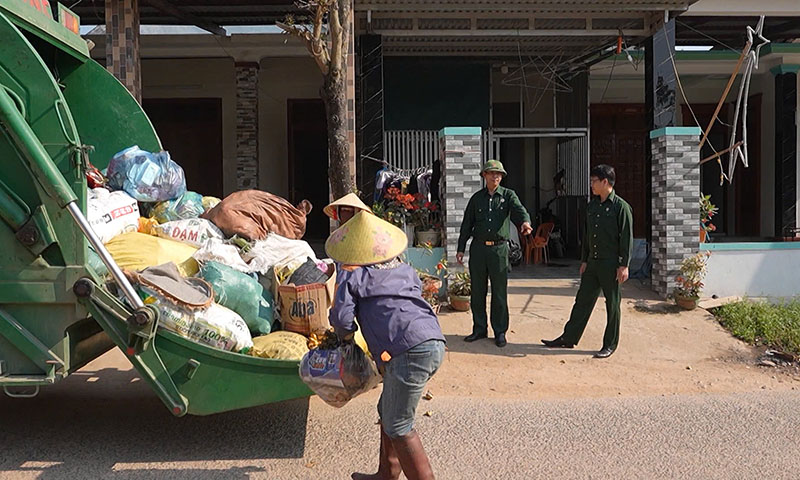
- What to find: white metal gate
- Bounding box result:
[383,130,438,171]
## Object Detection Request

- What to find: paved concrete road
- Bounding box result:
[2,276,798,479]
[2,366,799,480]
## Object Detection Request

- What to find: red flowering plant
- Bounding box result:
[410,194,442,232]
[700,194,718,234]
[380,187,416,227]
[673,251,711,299]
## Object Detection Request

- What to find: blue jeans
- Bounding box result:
[378,339,445,438]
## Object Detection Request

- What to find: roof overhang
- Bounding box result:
[353,1,699,58]
[72,1,699,56]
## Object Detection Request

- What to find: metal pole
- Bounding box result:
[66,202,144,309]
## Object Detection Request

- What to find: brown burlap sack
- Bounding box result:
[201,190,312,241]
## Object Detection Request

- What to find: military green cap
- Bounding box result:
[482,159,507,175]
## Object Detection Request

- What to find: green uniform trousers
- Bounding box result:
[562,259,621,350]
[468,242,509,335]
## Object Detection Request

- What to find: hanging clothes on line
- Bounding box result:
[418,169,433,201]
[374,164,393,203]
[373,162,435,203]
[430,159,441,203]
[407,171,420,195]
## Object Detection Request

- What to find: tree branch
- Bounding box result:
[311,0,325,44]
[276,21,330,75]
[329,3,343,77]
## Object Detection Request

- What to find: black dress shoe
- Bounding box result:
[495,333,507,348]
[464,331,488,342]
[593,347,615,359]
[541,337,574,348]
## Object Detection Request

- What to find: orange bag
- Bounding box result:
[201,190,312,241]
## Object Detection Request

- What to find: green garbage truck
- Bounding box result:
[0,0,312,416]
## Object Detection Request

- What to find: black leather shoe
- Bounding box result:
[541,337,575,348]
[495,333,507,348]
[593,347,615,359]
[464,331,488,342]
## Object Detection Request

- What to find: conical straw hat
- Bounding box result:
[323,193,371,220]
[325,211,407,266]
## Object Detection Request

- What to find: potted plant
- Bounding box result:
[413,253,447,314]
[411,196,442,247]
[417,271,443,314]
[700,194,718,243]
[447,270,471,311]
[375,187,415,246]
[673,251,711,310]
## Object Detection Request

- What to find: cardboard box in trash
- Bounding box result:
[273,264,336,336]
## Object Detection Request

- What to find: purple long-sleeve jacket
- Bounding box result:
[329,263,445,368]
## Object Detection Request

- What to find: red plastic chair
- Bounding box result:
[522,222,554,264]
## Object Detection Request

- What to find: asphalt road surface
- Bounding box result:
[1,362,798,480]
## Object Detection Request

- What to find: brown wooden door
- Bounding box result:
[288,99,329,240]
[590,104,648,237]
[142,98,224,198]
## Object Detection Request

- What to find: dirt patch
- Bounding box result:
[426,279,799,400]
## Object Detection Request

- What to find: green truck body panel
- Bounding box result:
[0,2,313,415]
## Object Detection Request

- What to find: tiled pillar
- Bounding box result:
[771,65,799,237]
[235,62,259,190]
[650,127,701,298]
[440,127,483,267]
[105,0,141,102]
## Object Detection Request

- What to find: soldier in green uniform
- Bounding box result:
[542,164,633,358]
[457,160,532,348]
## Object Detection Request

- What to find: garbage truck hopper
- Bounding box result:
[0,0,312,416]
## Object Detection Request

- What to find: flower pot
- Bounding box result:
[449,294,471,312]
[415,230,441,247]
[675,294,699,311]
[700,229,707,243]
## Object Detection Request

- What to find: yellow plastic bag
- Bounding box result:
[138,217,159,235]
[105,232,199,276]
[202,196,221,212]
[354,329,371,359]
[250,331,309,361]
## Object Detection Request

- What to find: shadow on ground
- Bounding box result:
[0,365,309,478]
[443,334,598,358]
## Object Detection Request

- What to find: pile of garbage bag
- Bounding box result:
[86,145,347,359]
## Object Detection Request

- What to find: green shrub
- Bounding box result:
[714,299,800,355]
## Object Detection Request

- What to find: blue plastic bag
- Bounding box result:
[107,146,186,203]
[150,191,205,223]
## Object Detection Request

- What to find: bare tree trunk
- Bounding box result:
[279,0,353,199]
[322,74,353,199]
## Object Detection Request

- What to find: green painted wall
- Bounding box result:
[384,58,490,130]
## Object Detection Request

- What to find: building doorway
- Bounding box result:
[590,104,648,238]
[287,99,330,240]
[683,103,731,236]
[142,98,224,198]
